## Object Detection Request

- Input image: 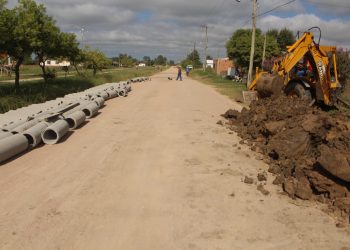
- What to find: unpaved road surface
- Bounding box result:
[0,68,349,250]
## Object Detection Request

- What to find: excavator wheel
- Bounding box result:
[256,74,284,98]
[284,82,312,102]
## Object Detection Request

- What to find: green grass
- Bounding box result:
[191,69,247,101]
[0,65,73,81]
[0,67,159,114]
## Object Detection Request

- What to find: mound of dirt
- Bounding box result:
[223,96,350,223]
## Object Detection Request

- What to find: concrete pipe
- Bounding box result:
[93,97,105,108]
[61,101,90,117]
[107,90,118,99]
[97,91,109,100]
[82,102,99,119]
[41,120,70,145]
[2,120,26,132]
[119,89,127,97]
[23,122,49,147]
[65,110,86,130]
[0,131,12,140]
[0,134,29,163]
[12,119,39,134]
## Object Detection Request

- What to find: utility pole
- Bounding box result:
[201,25,208,71]
[80,28,86,48]
[247,0,257,88]
[193,41,196,69]
[261,33,267,69]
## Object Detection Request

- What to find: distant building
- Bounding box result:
[0,52,6,60]
[0,52,11,65]
[44,60,70,67]
[214,58,234,75]
[206,60,214,68]
[138,63,146,67]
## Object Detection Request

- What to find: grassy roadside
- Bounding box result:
[190,69,246,101]
[0,66,131,82]
[0,67,160,114]
[0,65,71,81]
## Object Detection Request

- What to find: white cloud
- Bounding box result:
[306,0,350,16]
[5,0,350,60]
[259,14,350,48]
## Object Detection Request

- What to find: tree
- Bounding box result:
[122,54,134,67]
[82,47,111,75]
[154,55,167,66]
[0,0,8,48]
[277,28,295,51]
[143,56,151,66]
[31,3,61,83]
[58,32,81,74]
[114,54,135,67]
[226,29,280,68]
[336,48,350,87]
[267,28,295,51]
[0,0,6,10]
[181,49,202,69]
[23,54,35,65]
[1,0,42,90]
[266,29,278,39]
[169,60,175,66]
[1,0,60,89]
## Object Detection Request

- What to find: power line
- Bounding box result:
[241,0,297,30]
[256,0,297,18]
[239,0,297,27]
[209,0,298,55]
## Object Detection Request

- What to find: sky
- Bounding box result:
[6,0,350,62]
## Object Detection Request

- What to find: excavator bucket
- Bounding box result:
[242,90,258,104]
[255,74,284,98]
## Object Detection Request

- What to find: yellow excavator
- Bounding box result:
[249,27,342,106]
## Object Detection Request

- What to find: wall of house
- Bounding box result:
[45,60,71,67]
[214,58,234,75]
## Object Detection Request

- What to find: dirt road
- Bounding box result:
[0,68,349,250]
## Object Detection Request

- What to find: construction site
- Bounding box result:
[1,0,350,249]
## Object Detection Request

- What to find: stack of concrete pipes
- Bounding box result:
[0,77,149,163]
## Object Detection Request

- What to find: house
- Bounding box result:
[138,63,146,67]
[44,60,71,67]
[206,60,214,68]
[0,52,11,65]
[213,58,234,75]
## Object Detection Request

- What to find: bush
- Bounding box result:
[46,68,56,79]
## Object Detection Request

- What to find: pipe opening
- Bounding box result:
[82,108,91,117]
[66,118,76,129]
[24,134,34,146]
[42,129,58,143]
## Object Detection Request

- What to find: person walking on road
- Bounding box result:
[176,66,182,81]
[186,67,190,77]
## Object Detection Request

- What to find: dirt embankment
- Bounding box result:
[223,96,350,223]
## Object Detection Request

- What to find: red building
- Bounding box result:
[214,58,234,75]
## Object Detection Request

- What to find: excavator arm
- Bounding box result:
[280,32,314,75]
[249,31,339,105]
[249,32,314,90]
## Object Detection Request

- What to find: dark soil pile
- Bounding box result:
[223,96,350,222]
